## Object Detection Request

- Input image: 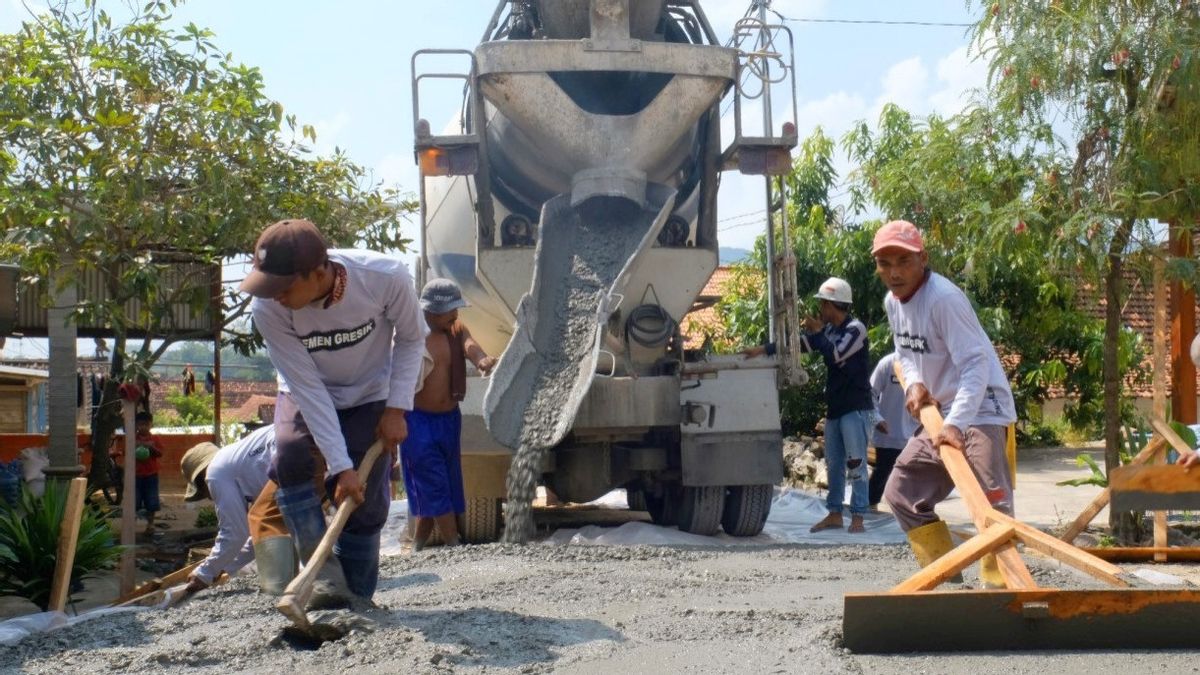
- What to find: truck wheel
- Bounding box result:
[626,489,647,512]
[676,485,725,536]
[462,497,503,543]
[644,486,678,526]
[721,484,773,536]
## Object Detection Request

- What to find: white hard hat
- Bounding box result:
[814,277,853,304]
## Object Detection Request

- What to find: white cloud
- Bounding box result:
[927,45,989,115]
[872,56,929,118]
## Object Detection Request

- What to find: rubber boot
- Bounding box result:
[253,535,297,595]
[905,520,963,584]
[275,482,352,608]
[979,553,1006,589]
[335,530,381,600]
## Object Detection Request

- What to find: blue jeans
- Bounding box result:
[824,409,871,516]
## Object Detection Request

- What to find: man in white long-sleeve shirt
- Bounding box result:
[181,426,276,594]
[241,218,426,600]
[872,220,1016,588]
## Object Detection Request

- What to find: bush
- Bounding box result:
[0,481,122,609]
[195,506,217,529]
[164,388,215,426]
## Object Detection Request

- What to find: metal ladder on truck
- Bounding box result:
[721,2,805,386]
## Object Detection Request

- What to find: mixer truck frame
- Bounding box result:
[410,0,804,541]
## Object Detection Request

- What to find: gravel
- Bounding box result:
[2,540,1195,674]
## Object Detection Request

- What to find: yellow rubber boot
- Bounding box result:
[979,553,1006,589]
[905,520,963,583]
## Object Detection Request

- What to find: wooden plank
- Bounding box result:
[1149,417,1196,456]
[891,522,1016,593]
[988,511,1128,586]
[113,560,203,606]
[1111,465,1200,511]
[1059,435,1168,543]
[893,362,1036,590]
[1081,547,1200,563]
[1153,258,1169,562]
[844,589,1200,653]
[47,477,88,613]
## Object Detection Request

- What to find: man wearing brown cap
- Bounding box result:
[872,220,1016,588]
[241,219,426,601]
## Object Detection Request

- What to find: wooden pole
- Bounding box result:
[210,262,222,441]
[47,477,88,613]
[1153,257,1169,561]
[1170,222,1196,424]
[118,400,137,595]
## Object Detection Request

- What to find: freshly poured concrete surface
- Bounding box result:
[3,444,1197,674]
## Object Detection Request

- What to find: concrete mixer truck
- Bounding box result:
[410,0,804,541]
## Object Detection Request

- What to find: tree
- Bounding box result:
[0,0,415,490]
[842,104,1147,440]
[975,0,1200,533]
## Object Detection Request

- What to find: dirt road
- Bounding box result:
[2,538,1196,674]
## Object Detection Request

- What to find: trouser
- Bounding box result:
[247,446,325,544]
[868,447,902,506]
[823,409,872,516]
[267,393,391,597]
[883,424,1013,532]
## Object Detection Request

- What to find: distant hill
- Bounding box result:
[719,247,751,265]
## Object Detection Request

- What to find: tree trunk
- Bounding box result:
[1104,217,1137,540]
[86,339,126,493]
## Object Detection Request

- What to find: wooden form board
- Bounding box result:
[845,589,1200,653]
[1110,464,1200,511]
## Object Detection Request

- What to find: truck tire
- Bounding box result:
[721,484,773,536]
[462,497,503,543]
[676,485,725,536]
[644,486,678,526]
[626,489,647,512]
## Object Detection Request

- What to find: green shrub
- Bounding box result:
[0,481,122,609]
[195,506,217,529]
[164,388,215,426]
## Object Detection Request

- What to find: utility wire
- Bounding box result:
[770,10,972,28]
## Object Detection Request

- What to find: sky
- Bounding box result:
[0,0,990,358]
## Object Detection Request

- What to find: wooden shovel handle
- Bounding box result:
[277,440,385,618]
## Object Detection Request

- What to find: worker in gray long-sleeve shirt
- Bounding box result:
[181,426,276,594]
[241,218,426,602]
[868,352,916,510]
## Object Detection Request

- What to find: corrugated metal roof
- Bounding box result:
[15,257,218,338]
[0,365,49,380]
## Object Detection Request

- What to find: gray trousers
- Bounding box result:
[883,424,1013,532]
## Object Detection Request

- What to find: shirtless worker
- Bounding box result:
[241,219,425,602]
[403,278,497,550]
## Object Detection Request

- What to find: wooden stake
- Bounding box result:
[47,477,87,613]
[1153,257,1169,561]
[118,401,137,596]
[891,522,1016,593]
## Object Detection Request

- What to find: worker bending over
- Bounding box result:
[241,219,426,603]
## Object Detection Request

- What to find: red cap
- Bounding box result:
[872,220,925,255]
[240,219,329,298]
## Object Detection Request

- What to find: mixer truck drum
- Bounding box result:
[625,303,677,348]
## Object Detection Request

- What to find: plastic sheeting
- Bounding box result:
[0,606,144,647]
[379,487,907,553]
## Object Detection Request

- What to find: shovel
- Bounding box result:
[277,440,384,633]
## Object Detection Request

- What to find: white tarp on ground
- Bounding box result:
[379,487,907,554]
[0,607,144,647]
